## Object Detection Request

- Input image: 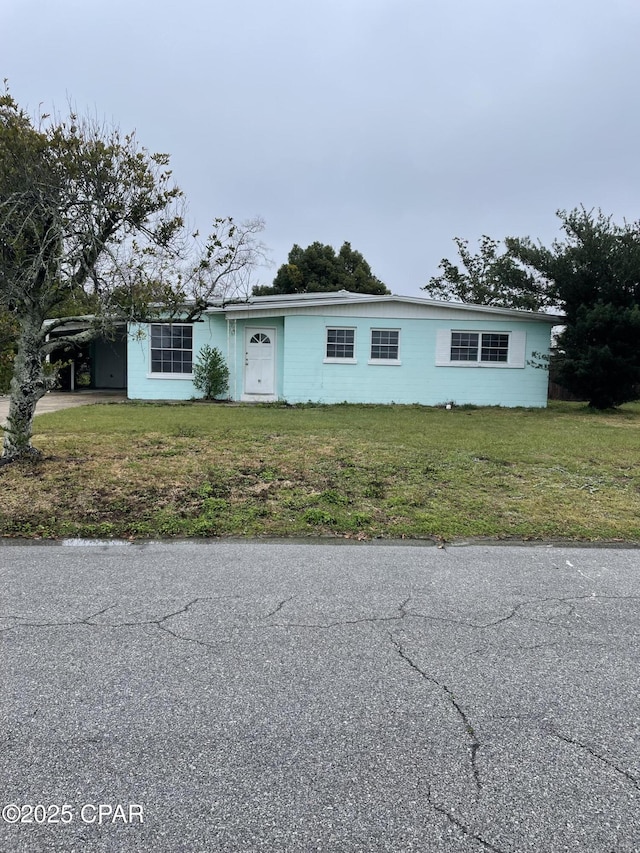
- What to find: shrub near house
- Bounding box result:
[192,346,229,400]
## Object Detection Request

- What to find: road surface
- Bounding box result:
[1,540,639,851]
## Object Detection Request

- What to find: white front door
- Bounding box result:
[244,328,276,398]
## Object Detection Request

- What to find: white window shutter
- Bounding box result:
[435,329,451,366]
[509,330,526,367]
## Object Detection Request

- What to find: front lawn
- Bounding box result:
[1,401,639,541]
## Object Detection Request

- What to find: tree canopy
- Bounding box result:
[253,241,389,296]
[0,88,266,461]
[423,235,549,311]
[506,207,640,409]
[426,207,640,408]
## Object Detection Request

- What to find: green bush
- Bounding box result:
[192,346,229,400]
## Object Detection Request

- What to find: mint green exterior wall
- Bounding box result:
[127,316,286,401]
[127,316,228,400]
[127,311,553,407]
[280,315,551,407]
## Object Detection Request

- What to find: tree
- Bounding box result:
[253,240,389,296]
[0,88,267,462]
[423,235,549,311]
[506,207,640,409]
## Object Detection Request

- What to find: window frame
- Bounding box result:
[324,326,357,363]
[449,331,509,364]
[449,331,480,362]
[479,332,510,363]
[435,329,526,369]
[148,322,194,378]
[368,328,401,365]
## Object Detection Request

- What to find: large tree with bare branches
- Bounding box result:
[0,89,267,462]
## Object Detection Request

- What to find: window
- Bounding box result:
[326,328,355,360]
[436,329,525,368]
[450,332,509,363]
[450,332,479,361]
[370,329,400,362]
[480,333,509,362]
[150,324,193,374]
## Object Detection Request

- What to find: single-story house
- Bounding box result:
[126,291,561,407]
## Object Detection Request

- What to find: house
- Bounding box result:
[126,291,561,407]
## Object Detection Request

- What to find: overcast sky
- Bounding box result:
[3,0,640,296]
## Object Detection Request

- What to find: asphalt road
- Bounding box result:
[1,540,639,852]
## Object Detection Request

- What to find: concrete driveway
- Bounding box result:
[0,390,127,424]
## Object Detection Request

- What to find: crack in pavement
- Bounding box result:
[2,589,637,849]
[149,599,223,649]
[0,599,223,651]
[3,591,636,638]
[0,603,118,632]
[389,633,482,792]
[265,593,640,633]
[552,731,640,791]
[462,593,640,630]
[264,596,296,618]
[427,788,508,852]
[266,596,412,630]
[2,590,637,654]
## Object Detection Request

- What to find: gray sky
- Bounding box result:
[4,0,640,296]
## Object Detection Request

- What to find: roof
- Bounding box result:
[44,292,563,330]
[207,290,563,323]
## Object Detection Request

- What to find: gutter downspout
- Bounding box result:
[226,318,238,401]
[227,317,232,402]
[234,319,238,401]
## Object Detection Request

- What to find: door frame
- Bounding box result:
[242,326,277,401]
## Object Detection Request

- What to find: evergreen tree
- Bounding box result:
[254,241,389,296]
[507,207,640,408]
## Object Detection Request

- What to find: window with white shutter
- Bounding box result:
[435,329,526,368]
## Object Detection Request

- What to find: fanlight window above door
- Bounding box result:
[250,333,271,344]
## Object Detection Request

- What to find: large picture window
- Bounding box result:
[326,328,355,360]
[150,324,193,374]
[370,329,400,362]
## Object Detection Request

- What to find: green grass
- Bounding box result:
[1,400,640,541]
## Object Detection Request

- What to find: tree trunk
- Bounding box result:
[1,315,54,463]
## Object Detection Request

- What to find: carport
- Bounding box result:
[45,321,127,392]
